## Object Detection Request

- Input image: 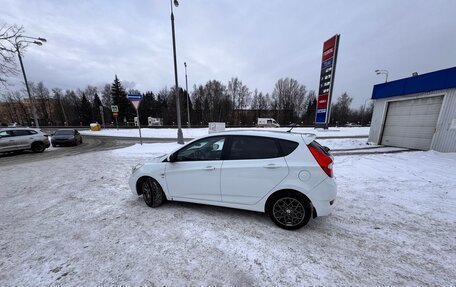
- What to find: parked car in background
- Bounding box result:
[129,130,336,230]
[0,128,50,153]
[51,129,83,147]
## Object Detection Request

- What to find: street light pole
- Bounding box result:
[15,36,46,129]
[184,62,190,128]
[375,69,389,83]
[170,0,184,144]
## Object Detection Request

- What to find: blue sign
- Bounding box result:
[127,94,143,101]
[316,112,326,123]
[321,58,333,70]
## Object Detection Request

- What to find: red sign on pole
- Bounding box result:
[113,112,118,117]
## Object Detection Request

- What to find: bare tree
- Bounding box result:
[0,22,24,90]
[272,78,307,124]
[227,77,251,124]
[101,83,112,107]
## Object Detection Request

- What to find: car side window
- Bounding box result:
[0,130,12,138]
[12,130,30,136]
[228,136,280,160]
[175,136,225,161]
[278,139,299,156]
[29,130,38,135]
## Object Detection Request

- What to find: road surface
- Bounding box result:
[0,135,177,167]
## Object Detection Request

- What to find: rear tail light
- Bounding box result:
[308,141,333,177]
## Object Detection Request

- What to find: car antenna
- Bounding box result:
[287,123,297,133]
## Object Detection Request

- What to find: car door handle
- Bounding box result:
[203,166,216,171]
[264,163,279,169]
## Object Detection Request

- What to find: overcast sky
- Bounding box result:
[2,0,456,108]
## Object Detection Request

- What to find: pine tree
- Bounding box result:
[92,93,102,123]
[80,93,92,125]
[110,75,130,125]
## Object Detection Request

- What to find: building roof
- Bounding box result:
[372,67,456,99]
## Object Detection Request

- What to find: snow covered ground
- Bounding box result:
[80,127,370,139]
[1,145,455,286]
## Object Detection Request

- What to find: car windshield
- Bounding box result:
[55,130,74,135]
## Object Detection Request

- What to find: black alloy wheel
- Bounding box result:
[268,192,312,230]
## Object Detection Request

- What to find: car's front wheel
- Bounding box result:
[267,191,312,230]
[31,142,45,153]
[141,177,164,208]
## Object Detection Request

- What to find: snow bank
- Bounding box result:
[80,127,370,139]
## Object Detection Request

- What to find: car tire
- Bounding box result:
[51,143,56,147]
[74,139,78,146]
[31,142,45,153]
[79,138,83,144]
[141,177,165,208]
[267,191,312,230]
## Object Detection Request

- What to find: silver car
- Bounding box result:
[0,128,51,153]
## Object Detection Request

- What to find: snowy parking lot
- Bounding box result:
[1,143,455,286]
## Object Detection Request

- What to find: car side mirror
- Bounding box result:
[168,153,177,163]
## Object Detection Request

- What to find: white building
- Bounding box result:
[368,67,456,152]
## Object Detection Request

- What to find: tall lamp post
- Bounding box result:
[15,35,47,128]
[375,69,388,83]
[184,62,191,128]
[170,0,184,144]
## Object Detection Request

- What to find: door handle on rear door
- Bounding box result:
[204,166,216,171]
[264,163,279,169]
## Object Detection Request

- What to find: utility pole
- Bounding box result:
[184,62,191,128]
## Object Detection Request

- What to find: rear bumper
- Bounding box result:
[308,177,337,217]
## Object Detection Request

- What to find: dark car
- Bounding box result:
[51,129,83,147]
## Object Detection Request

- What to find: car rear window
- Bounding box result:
[278,139,299,156]
[56,130,74,135]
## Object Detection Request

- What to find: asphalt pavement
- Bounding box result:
[0,135,176,167]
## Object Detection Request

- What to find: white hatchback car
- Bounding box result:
[129,130,337,230]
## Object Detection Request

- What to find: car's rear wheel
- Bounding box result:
[31,142,45,153]
[141,177,164,208]
[267,191,312,230]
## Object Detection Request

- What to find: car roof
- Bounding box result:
[202,129,316,143]
[0,127,39,131]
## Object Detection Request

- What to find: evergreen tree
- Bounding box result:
[92,93,102,123]
[80,93,92,125]
[110,75,130,125]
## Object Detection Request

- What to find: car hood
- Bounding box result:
[150,154,168,163]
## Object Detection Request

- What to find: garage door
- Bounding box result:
[381,96,443,150]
